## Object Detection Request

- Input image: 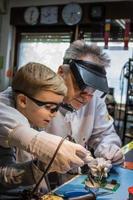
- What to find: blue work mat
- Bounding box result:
[54,167,133,200]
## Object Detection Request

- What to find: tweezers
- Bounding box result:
[98,167,104,181]
[88,173,95,186]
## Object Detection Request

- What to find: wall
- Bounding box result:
[0,1,11,90]
[0,0,131,90]
[7,0,127,7]
[0,0,100,90]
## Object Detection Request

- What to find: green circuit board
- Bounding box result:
[84,177,120,192]
[100,179,120,191]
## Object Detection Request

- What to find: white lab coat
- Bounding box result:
[46,91,122,160]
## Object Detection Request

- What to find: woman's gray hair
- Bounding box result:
[63,40,110,68]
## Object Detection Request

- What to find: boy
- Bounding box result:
[0,62,92,195]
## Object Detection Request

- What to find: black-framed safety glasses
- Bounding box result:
[14,90,62,113]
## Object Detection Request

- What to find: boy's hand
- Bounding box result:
[49,141,92,173]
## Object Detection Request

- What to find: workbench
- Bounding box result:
[54,142,133,200]
[54,166,133,200]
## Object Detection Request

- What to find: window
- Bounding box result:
[85,40,133,104]
[17,32,133,104]
[17,32,71,72]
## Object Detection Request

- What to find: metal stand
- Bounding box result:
[122,58,133,144]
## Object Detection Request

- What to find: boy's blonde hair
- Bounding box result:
[12,62,67,97]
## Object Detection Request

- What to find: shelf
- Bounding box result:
[124,120,133,123]
[126,111,133,115]
[125,133,133,139]
[122,59,133,144]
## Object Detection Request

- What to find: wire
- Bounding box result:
[31,135,69,195]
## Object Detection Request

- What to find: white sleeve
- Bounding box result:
[0,87,14,106]
[0,87,30,147]
[0,102,30,148]
[89,96,122,161]
[8,125,61,161]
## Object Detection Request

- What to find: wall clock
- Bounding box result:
[90,5,105,21]
[40,6,58,24]
[24,6,39,25]
[62,3,82,26]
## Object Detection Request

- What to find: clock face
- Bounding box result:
[40,6,58,24]
[24,7,39,25]
[91,7,102,18]
[62,3,82,26]
[90,5,105,20]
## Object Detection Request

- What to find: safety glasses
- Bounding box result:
[14,90,61,113]
[63,59,109,97]
[26,95,62,113]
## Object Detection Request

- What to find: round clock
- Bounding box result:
[62,3,82,26]
[24,7,39,25]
